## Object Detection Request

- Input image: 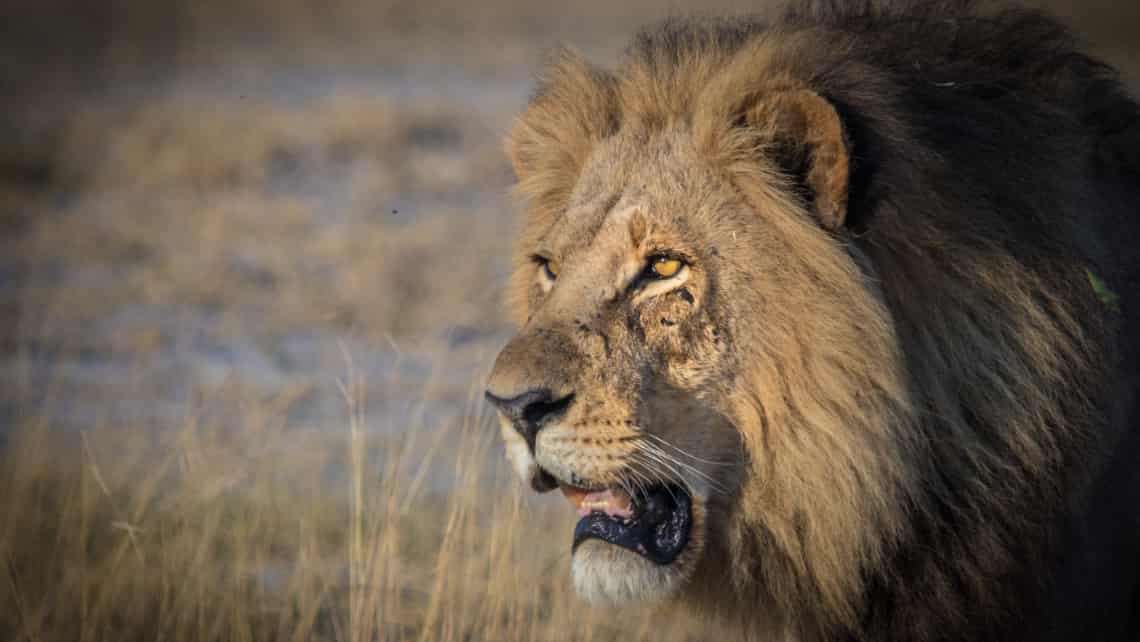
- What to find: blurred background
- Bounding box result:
[1,1,1137,641]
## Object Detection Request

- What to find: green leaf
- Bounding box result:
[1086,268,1120,309]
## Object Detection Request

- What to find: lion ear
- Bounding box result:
[744,90,851,230]
[505,51,619,217]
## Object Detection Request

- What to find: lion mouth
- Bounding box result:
[561,482,692,565]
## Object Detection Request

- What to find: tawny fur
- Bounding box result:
[489,2,1140,640]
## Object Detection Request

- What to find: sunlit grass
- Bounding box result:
[0,355,704,642]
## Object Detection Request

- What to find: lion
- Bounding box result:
[484,2,1140,640]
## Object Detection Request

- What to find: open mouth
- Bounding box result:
[561,482,692,565]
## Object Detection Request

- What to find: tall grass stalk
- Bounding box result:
[0,353,703,641]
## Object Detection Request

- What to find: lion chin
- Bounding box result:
[570,540,686,604]
[569,485,706,604]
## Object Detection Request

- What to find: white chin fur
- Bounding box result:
[571,540,687,604]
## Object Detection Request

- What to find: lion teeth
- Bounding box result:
[560,484,634,519]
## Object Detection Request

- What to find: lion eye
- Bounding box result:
[540,259,560,280]
[649,257,683,279]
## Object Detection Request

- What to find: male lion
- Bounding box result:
[484,2,1140,640]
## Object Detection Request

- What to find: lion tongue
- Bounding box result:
[560,485,634,520]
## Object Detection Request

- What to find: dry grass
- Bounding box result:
[0,36,704,639]
[0,369,703,642]
[1,1,1136,641]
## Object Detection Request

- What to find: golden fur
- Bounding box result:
[487,3,1140,640]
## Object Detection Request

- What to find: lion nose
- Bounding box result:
[484,388,575,450]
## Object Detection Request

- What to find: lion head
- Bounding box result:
[485,35,915,630]
[486,6,1125,640]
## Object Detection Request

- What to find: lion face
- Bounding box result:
[485,131,746,602]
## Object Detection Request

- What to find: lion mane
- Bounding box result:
[499,2,1140,640]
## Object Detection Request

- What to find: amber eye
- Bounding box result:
[649,256,683,279]
[540,258,560,280]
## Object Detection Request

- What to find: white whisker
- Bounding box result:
[645,432,734,467]
[627,455,663,488]
[624,460,656,497]
[630,449,688,503]
[636,440,727,494]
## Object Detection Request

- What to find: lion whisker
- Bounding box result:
[633,440,727,494]
[622,461,657,500]
[633,432,724,476]
[644,432,734,467]
[627,453,670,489]
[615,476,638,503]
[632,444,726,496]
[635,447,696,487]
[629,454,683,504]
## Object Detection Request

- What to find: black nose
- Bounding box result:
[484,388,574,449]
